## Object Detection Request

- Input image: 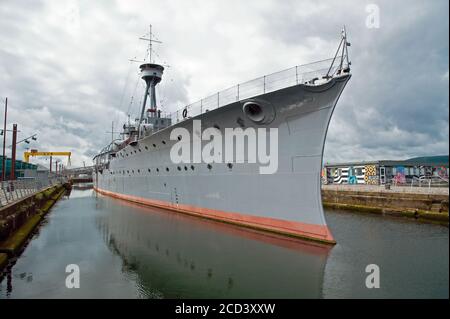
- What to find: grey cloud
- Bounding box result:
[0,0,448,167]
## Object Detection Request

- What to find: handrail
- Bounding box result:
[160,56,346,125]
[0,176,68,207]
[94,56,349,160]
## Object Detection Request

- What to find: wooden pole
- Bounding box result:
[1,98,7,181]
[11,124,17,180]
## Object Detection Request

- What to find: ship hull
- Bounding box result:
[94,74,351,244]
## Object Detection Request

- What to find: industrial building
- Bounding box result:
[323,155,449,185]
[0,155,38,180]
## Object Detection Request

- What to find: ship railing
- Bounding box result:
[0,176,68,207]
[162,57,346,124]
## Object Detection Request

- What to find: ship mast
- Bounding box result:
[139,24,161,64]
[137,25,164,137]
[325,27,351,78]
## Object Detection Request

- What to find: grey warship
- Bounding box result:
[93,27,351,244]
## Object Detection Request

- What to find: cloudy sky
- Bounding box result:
[0,0,448,167]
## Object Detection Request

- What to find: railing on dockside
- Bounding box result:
[0,176,68,207]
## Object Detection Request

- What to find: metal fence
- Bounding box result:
[409,176,449,189]
[0,177,68,207]
[161,57,344,124]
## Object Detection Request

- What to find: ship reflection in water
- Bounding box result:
[0,188,448,298]
[95,192,331,298]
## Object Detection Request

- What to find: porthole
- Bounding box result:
[148,168,151,172]
[156,168,160,172]
[145,146,148,150]
[166,167,169,172]
[227,163,233,169]
[184,166,188,171]
[191,165,195,171]
[138,169,140,173]
[162,140,166,145]
[177,166,181,171]
[153,144,156,147]
[177,135,182,141]
[207,164,212,170]
[138,149,142,152]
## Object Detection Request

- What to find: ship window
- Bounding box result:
[184,166,188,171]
[177,135,182,141]
[148,168,151,172]
[138,169,140,173]
[127,170,129,173]
[227,163,233,169]
[177,166,181,171]
[191,165,195,171]
[166,167,169,172]
[162,140,166,145]
[207,164,212,170]
[153,144,156,148]
[139,149,142,152]
[156,168,160,172]
[145,146,148,150]
[132,170,135,174]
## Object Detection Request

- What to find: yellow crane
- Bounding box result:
[23,150,72,166]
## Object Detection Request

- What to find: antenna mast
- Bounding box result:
[139,24,162,63]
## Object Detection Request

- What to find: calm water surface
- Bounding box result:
[0,188,448,298]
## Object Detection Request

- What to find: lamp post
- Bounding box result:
[7,129,38,180]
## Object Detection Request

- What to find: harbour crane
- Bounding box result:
[23,150,72,166]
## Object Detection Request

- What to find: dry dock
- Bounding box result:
[0,182,70,272]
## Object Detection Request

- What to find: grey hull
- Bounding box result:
[94,74,351,243]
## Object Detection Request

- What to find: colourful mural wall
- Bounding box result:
[321,167,328,184]
[392,166,406,185]
[364,165,378,185]
[331,166,366,184]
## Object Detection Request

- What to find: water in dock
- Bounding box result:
[0,187,448,298]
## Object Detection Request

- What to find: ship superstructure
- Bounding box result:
[94,27,351,244]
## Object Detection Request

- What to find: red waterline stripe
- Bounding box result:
[93,186,335,244]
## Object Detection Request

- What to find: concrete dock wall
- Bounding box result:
[0,183,70,273]
[322,186,449,224]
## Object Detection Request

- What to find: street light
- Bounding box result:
[7,133,38,148]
